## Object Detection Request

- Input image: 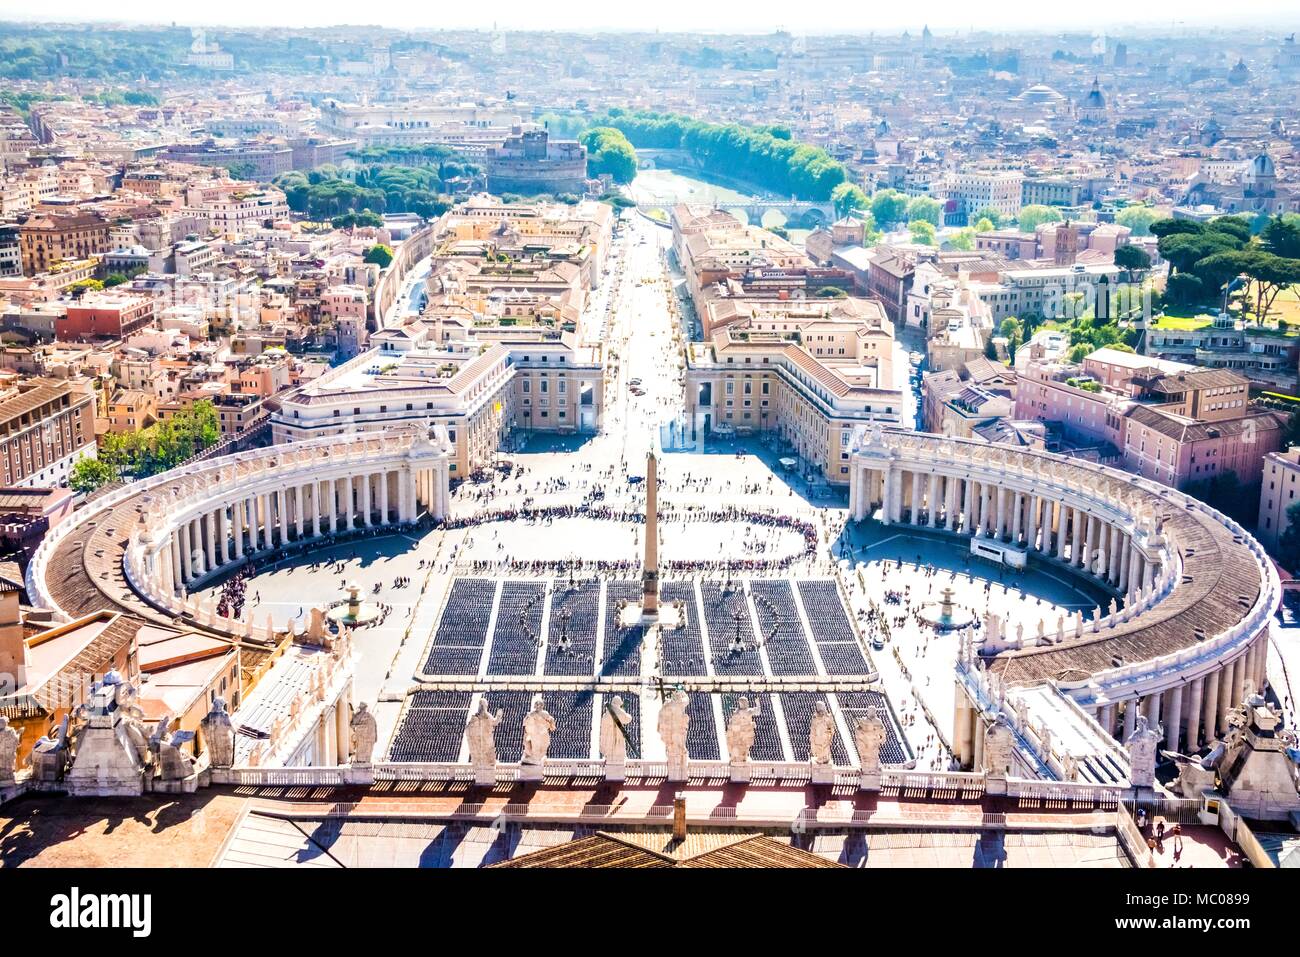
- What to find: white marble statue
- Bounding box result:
[201,697,235,770]
[982,719,1015,777]
[809,701,836,766]
[726,696,762,763]
[1124,713,1162,789]
[150,715,197,782]
[1056,615,1065,644]
[305,606,331,646]
[465,699,504,771]
[522,694,557,766]
[1062,752,1080,782]
[658,690,689,769]
[349,702,378,766]
[600,695,633,763]
[29,716,69,783]
[852,706,887,773]
[0,716,18,786]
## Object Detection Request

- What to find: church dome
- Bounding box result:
[1081,78,1106,109]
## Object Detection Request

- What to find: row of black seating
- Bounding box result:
[750,580,818,675]
[599,581,643,677]
[388,702,471,762]
[684,692,721,760]
[422,579,496,674]
[486,581,546,675]
[700,582,764,676]
[544,581,601,676]
[659,582,709,676]
[796,580,871,674]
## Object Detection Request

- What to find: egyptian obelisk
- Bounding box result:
[642,450,660,617]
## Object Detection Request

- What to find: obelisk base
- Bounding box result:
[619,603,682,629]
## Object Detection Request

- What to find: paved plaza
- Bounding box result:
[192,212,1292,798]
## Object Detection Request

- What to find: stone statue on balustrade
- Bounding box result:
[1124,714,1162,790]
[982,718,1015,778]
[521,695,557,771]
[726,696,762,766]
[809,701,836,770]
[29,715,69,783]
[852,707,887,778]
[349,702,378,767]
[601,695,634,780]
[201,696,235,770]
[150,715,197,783]
[658,690,690,781]
[466,699,504,786]
[1061,752,1080,782]
[0,716,18,787]
[1056,615,1065,644]
[305,607,333,648]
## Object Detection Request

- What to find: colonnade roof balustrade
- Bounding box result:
[850,428,1277,692]
[26,425,449,633]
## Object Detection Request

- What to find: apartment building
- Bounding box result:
[1257,448,1300,553]
[684,300,904,485]
[18,210,110,275]
[0,377,97,487]
[945,170,1024,224]
[269,330,603,478]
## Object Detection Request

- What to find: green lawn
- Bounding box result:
[1151,313,1215,331]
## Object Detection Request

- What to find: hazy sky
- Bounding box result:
[1,0,1298,34]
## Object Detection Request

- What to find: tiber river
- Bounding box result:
[628,168,812,241]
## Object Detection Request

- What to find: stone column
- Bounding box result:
[170,533,184,589]
[178,521,191,581]
[379,471,390,525]
[204,512,216,573]
[254,495,265,549]
[335,691,351,765]
[961,479,973,535]
[277,488,289,544]
[1142,558,1154,593]
[1143,692,1162,739]
[1108,527,1122,585]
[296,486,307,538]
[1095,521,1108,579]
[928,473,939,528]
[1216,662,1235,733]
[362,473,373,527]
[1203,669,1221,742]
[1253,637,1269,694]
[910,471,921,524]
[944,476,957,531]
[218,507,230,566]
[1232,652,1247,711]
[233,500,244,560]
[879,467,892,525]
[1099,703,1116,738]
[994,486,1005,539]
[1121,700,1137,739]
[327,480,338,534]
[1165,685,1184,754]
[1056,503,1069,560]
[1071,508,1084,567]
[1185,676,1204,751]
